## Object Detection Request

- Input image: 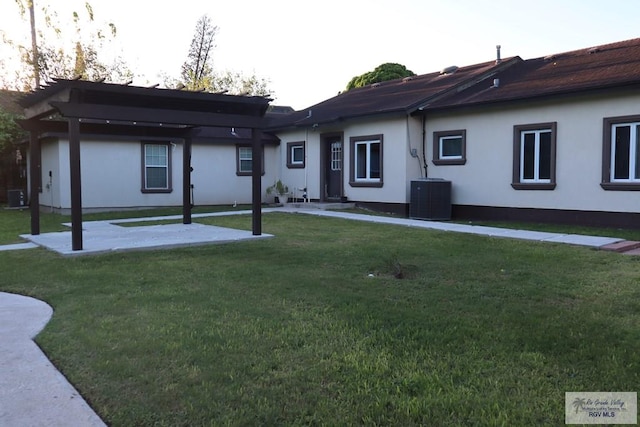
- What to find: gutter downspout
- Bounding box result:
[304,127,309,202]
[422,114,428,178]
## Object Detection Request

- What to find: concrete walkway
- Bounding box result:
[0,292,106,427]
[0,206,634,425]
[284,207,625,248]
[3,206,628,256]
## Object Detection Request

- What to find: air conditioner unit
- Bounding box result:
[7,189,26,208]
[410,179,451,220]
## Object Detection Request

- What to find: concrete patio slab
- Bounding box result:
[21,221,273,257]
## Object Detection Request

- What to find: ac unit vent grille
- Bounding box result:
[410,179,451,220]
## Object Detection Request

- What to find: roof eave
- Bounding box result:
[265,108,411,132]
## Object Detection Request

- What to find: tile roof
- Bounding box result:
[267,58,517,129]
[408,37,640,110]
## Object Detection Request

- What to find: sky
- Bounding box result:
[1,0,639,110]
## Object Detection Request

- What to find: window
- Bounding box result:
[350,134,383,187]
[286,141,305,168]
[602,116,640,190]
[238,146,252,174]
[236,145,265,176]
[142,142,171,193]
[331,142,342,171]
[433,130,466,165]
[512,123,556,190]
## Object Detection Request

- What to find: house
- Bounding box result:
[268,38,640,228]
[16,37,640,229]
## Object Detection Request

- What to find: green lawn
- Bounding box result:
[0,209,639,426]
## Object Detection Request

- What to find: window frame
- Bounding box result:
[433,129,466,165]
[141,142,172,193]
[601,115,640,191]
[235,144,265,176]
[349,134,383,188]
[511,122,557,190]
[286,141,305,168]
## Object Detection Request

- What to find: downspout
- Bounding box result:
[304,127,309,202]
[422,114,428,178]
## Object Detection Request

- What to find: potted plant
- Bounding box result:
[266,179,290,205]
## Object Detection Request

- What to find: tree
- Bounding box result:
[0,110,25,153]
[0,93,28,197]
[345,63,416,91]
[174,14,272,97]
[1,0,132,90]
[180,15,217,91]
[211,70,271,97]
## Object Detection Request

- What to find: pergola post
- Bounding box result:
[28,130,40,235]
[182,136,192,224]
[252,128,262,236]
[68,115,83,251]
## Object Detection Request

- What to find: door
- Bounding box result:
[322,133,343,201]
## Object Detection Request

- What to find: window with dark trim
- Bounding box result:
[433,129,466,165]
[601,115,640,190]
[141,142,172,193]
[512,122,557,190]
[349,134,383,187]
[236,145,265,176]
[286,141,305,168]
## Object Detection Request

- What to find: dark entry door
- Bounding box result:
[323,134,343,201]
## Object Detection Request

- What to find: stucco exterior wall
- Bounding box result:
[277,115,424,204]
[40,139,63,209]
[191,143,279,205]
[273,129,314,201]
[40,138,279,210]
[426,92,640,214]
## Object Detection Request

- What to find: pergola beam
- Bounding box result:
[50,102,267,129]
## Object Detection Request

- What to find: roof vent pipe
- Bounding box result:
[493,78,500,88]
[496,45,502,64]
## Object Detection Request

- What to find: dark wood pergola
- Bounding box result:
[19,79,271,251]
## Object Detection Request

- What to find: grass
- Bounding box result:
[1,208,639,425]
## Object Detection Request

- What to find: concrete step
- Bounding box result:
[621,247,640,255]
[600,240,640,253]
